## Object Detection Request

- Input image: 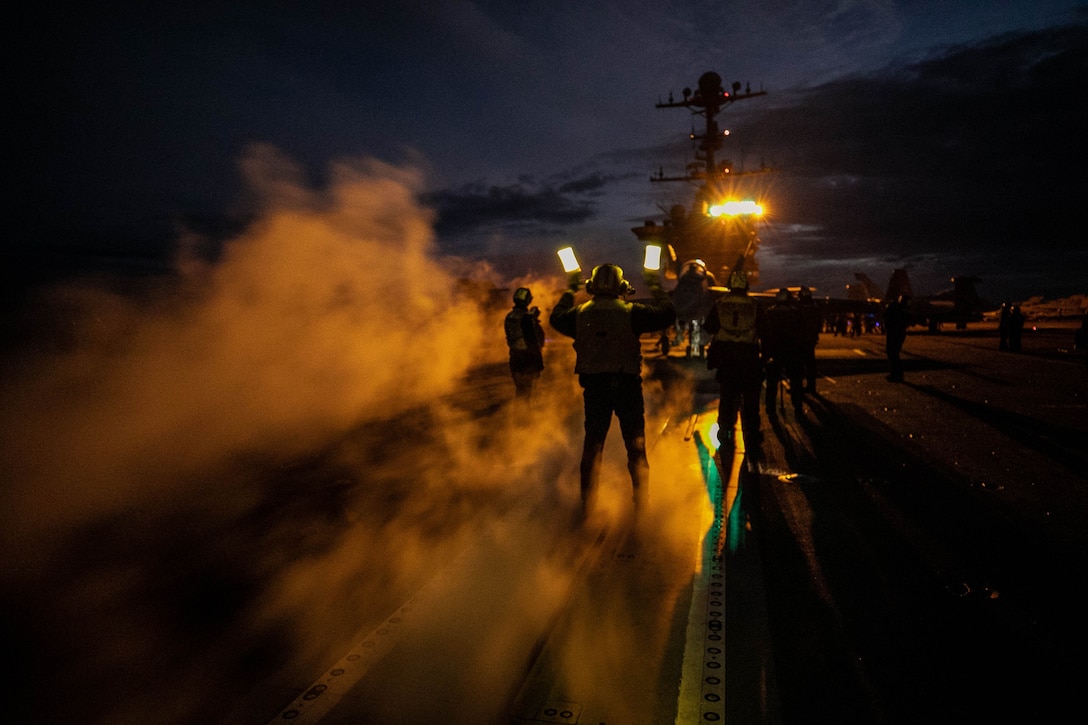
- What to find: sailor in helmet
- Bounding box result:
[550,262,675,518]
[797,286,822,393]
[883,293,911,382]
[671,259,718,358]
[504,286,546,403]
[764,288,805,416]
[703,269,769,465]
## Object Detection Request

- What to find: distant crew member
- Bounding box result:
[504,287,545,403]
[550,263,675,517]
[1076,312,1088,374]
[1007,305,1025,352]
[764,288,806,416]
[703,270,768,462]
[884,294,911,382]
[797,286,822,394]
[671,259,717,358]
[998,302,1011,351]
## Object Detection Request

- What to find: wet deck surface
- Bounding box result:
[7,322,1087,724]
[255,322,1087,724]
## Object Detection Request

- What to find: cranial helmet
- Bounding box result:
[513,287,533,305]
[680,259,707,277]
[587,264,633,296]
[728,270,749,292]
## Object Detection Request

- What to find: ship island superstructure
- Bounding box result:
[631,71,769,286]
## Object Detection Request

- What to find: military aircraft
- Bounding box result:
[858,268,998,331]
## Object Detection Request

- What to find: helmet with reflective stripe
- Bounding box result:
[586,264,633,297]
[728,271,749,292]
[680,259,707,277]
[513,287,533,305]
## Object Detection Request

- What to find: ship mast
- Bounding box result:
[634,71,768,284]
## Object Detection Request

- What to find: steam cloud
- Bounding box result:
[0,146,708,725]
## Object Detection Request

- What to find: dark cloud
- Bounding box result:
[425,173,614,239]
[734,23,1087,267]
[556,172,611,195]
[6,4,1085,304]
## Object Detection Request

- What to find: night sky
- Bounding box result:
[9,1,1088,303]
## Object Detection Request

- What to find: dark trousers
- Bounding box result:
[509,351,543,400]
[765,353,804,412]
[579,373,647,506]
[886,332,906,380]
[715,365,763,451]
[511,370,539,399]
[802,344,817,391]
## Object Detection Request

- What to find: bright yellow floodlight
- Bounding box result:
[707,200,764,217]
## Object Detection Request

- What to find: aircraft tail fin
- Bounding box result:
[854,273,883,299]
[953,276,983,315]
[886,268,914,301]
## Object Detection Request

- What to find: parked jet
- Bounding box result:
[860,268,997,331]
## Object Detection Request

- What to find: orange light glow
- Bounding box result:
[707,200,764,217]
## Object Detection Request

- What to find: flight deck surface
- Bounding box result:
[253,322,1086,724]
[8,322,1086,724]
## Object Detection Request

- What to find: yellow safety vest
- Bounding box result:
[713,295,758,344]
[573,297,641,374]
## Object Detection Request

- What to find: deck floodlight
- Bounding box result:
[557,246,581,273]
[707,200,764,217]
[643,244,663,271]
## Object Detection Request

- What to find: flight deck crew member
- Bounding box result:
[797,286,821,393]
[764,288,806,416]
[703,270,768,460]
[550,263,675,517]
[884,294,911,382]
[1006,305,1025,352]
[998,302,1011,350]
[671,259,717,358]
[1076,312,1088,375]
[504,287,546,403]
